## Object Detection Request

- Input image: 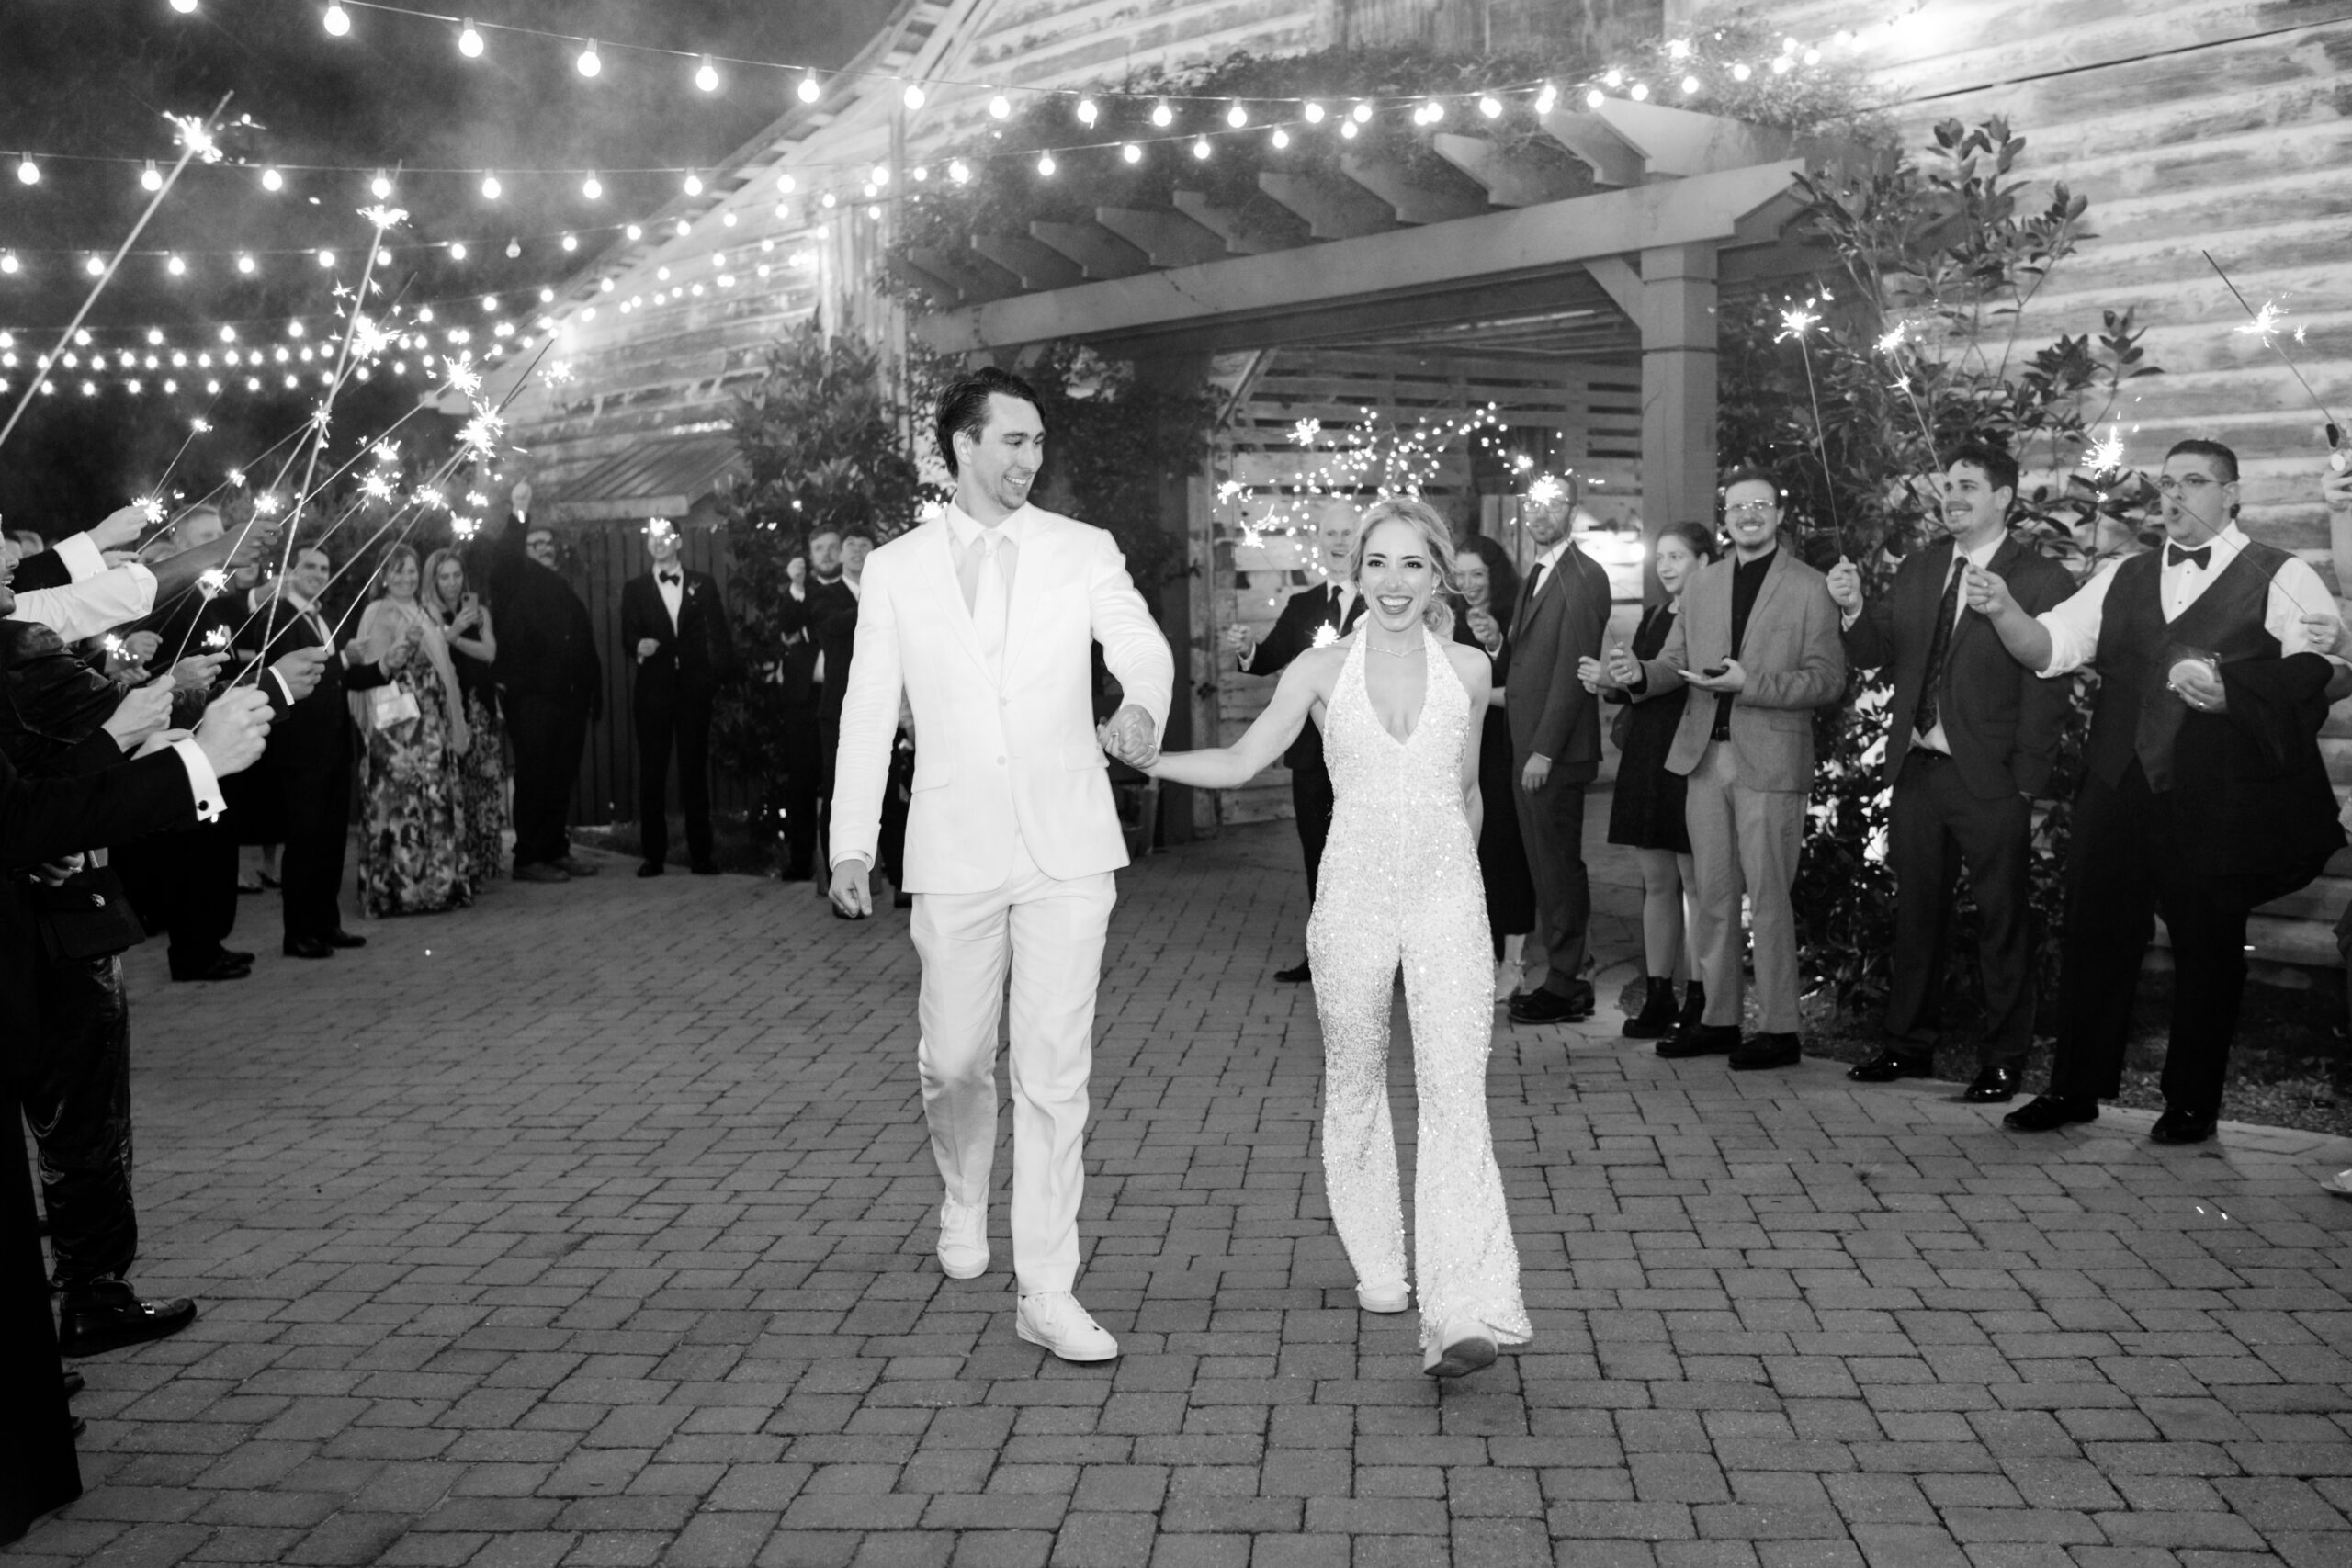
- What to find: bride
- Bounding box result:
[1124,498,1532,1376]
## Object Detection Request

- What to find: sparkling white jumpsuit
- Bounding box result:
[1306,629,1533,1349]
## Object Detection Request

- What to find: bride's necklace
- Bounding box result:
[1364,637,1423,659]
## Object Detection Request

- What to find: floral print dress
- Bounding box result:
[355,598,473,916]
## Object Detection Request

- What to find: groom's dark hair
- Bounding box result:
[935,367,1044,478]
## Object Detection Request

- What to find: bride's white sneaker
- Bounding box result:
[1422,1322,1498,1378]
[1356,1281,1410,1314]
[1015,1292,1119,1361]
[936,1197,989,1280]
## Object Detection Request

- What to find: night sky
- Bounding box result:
[0,0,890,533]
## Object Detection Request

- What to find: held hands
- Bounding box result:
[1576,655,1605,694]
[1960,560,2016,618]
[829,857,873,919]
[194,686,274,776]
[1098,703,1160,770]
[1825,556,1863,612]
[272,646,326,700]
[1679,658,1747,694]
[1521,753,1552,792]
[1220,624,1256,660]
[103,677,177,751]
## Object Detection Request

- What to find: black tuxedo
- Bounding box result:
[1503,543,1612,998]
[1242,582,1366,908]
[621,566,737,868]
[6,546,73,594]
[119,591,252,965]
[3,742,203,1545]
[772,577,856,876]
[236,595,391,944]
[475,515,602,869]
[1843,535,2077,1066]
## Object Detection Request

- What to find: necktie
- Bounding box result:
[2166,543,2211,570]
[973,532,1008,676]
[1913,560,1964,737]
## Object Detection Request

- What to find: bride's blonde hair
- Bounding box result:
[1348,497,1461,633]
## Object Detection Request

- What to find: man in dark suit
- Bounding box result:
[1829,442,2079,1102]
[621,519,737,876]
[777,525,856,881]
[1503,485,1614,1024]
[1606,469,1849,1069]
[237,545,411,958]
[1223,508,1364,982]
[479,484,605,884]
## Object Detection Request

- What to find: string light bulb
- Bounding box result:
[683,171,705,196]
[505,236,522,258]
[0,254,19,275]
[260,166,283,192]
[902,82,924,109]
[84,255,105,276]
[480,172,501,200]
[1340,120,1359,140]
[16,154,39,186]
[1036,152,1057,176]
[695,55,719,93]
[1630,83,1649,101]
[1586,88,1605,108]
[1073,96,1097,126]
[171,0,198,11]
[1270,127,1290,150]
[369,170,392,199]
[165,254,186,276]
[1534,83,1558,113]
[1478,95,1502,118]
[141,160,163,191]
[797,73,820,103]
[1682,75,1701,95]
[577,39,602,77]
[1227,103,1249,128]
[449,242,468,260]
[322,4,349,37]
[1304,102,1326,124]
[316,249,334,267]
[1351,102,1373,123]
[989,95,1011,118]
[458,18,482,57]
[561,233,578,252]
[581,172,602,199]
[1151,99,1173,127]
[947,159,970,184]
[1732,62,1753,81]
[1122,142,1142,164]
[236,252,255,273]
[1192,137,1211,160]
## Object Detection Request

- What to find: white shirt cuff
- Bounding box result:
[56,532,107,582]
[169,737,226,823]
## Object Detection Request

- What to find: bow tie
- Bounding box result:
[659,571,681,585]
[2166,544,2211,570]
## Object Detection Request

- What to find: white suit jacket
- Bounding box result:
[829,504,1174,894]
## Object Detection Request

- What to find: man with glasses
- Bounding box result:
[1599,469,1847,1069]
[1965,439,2344,1145]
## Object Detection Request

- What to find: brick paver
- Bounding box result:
[10,820,2352,1567]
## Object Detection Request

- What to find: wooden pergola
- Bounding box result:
[910,96,1842,537]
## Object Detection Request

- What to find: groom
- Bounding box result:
[829,367,1173,1362]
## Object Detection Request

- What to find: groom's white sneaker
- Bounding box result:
[1015,1292,1119,1361]
[936,1197,989,1280]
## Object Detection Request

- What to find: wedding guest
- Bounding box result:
[780,525,854,880]
[352,546,472,916]
[424,548,506,886]
[1591,523,1717,1038]
[621,519,737,876]
[479,486,602,883]
[1453,535,1534,998]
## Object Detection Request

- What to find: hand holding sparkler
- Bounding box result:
[102,678,177,752]
[1824,557,1863,613]
[87,504,151,554]
[120,630,163,670]
[271,647,327,702]
[164,652,227,695]
[193,687,274,778]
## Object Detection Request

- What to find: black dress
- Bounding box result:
[1478,635,1536,948]
[1606,604,1692,854]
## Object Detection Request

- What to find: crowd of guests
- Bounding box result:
[1236,436,2352,1150]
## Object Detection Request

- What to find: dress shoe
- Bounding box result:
[1848,1049,1932,1084]
[62,1371,85,1398]
[1962,1064,2020,1103]
[1730,1032,1804,1071]
[1508,983,1594,1025]
[1422,1322,1498,1379]
[1657,1022,1739,1059]
[1274,958,1312,983]
[2003,1093,2098,1133]
[1355,1281,1410,1314]
[59,1280,198,1358]
[936,1197,989,1280]
[1492,956,1523,1004]
[282,937,334,960]
[2150,1107,2218,1145]
[1015,1292,1119,1361]
[1676,982,1706,1037]
[555,855,600,878]
[223,948,254,966]
[1621,977,1679,1039]
[324,930,367,949]
[690,862,719,876]
[169,953,253,983]
[514,862,571,884]
[637,861,665,878]
[236,879,265,896]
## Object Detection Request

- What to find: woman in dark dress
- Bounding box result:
[1453,536,1535,999]
[1594,523,1717,1037]
[424,549,508,886]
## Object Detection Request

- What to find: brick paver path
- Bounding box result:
[13,822,2352,1568]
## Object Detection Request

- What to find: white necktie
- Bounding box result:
[974,532,1008,676]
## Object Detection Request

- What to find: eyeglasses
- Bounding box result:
[1724,502,1780,519]
[2155,474,2224,496]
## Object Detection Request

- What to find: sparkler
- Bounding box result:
[2202,251,2346,471]
[1775,301,1843,546]
[2081,425,2127,476]
[0,94,233,456]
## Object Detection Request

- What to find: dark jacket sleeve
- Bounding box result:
[1840,569,1899,672]
[1,746,194,868]
[10,547,74,593]
[571,597,604,720]
[2007,554,2081,797]
[707,579,741,684]
[1242,587,1319,677]
[619,579,653,657]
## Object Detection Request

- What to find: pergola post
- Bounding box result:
[1637,242,1720,562]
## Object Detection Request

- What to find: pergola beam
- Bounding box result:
[916,163,1804,355]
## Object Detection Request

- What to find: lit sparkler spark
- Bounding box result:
[411,487,447,512]
[137,496,166,523]
[451,517,481,542]
[2082,426,2127,474]
[225,468,247,489]
[1290,418,1322,446]
[1777,306,1821,342]
[352,315,394,360]
[101,635,126,658]
[357,204,409,232]
[544,360,576,386]
[197,569,230,598]
[443,355,481,398]
[370,439,401,467]
[203,626,232,651]
[459,412,505,457]
[2296,324,2310,344]
[1527,473,1566,506]
[252,492,284,516]
[465,491,490,511]
[2234,301,2287,344]
[190,418,210,434]
[166,114,222,164]
[646,517,674,539]
[1310,624,1340,648]
[360,471,396,502]
[311,405,334,434]
[1875,322,1908,354]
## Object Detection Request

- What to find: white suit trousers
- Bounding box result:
[911,833,1115,1295]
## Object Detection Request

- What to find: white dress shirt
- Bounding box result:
[2034,525,2337,676]
[655,566,684,631]
[1912,534,2006,756]
[54,532,108,582]
[9,562,158,642]
[945,500,1024,606]
[1526,539,1567,600]
[167,736,227,823]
